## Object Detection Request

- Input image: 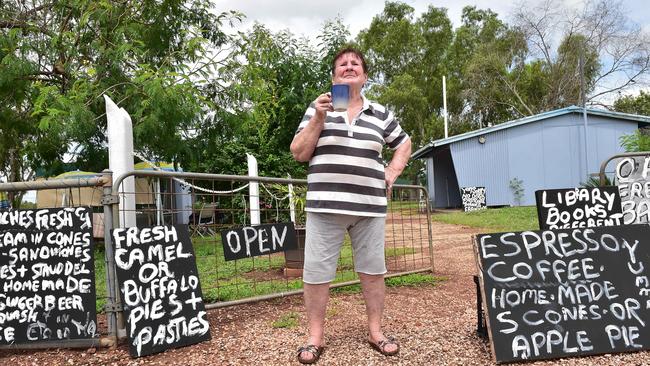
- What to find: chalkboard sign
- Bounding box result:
[461,187,487,212]
[615,155,650,224]
[475,225,650,363]
[535,187,623,230]
[112,225,210,358]
[220,222,297,261]
[0,208,97,344]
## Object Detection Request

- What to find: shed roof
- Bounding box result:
[412,106,650,159]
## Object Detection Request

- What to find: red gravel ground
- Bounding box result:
[2,221,650,365]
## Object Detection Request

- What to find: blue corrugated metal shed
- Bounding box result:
[412,106,650,208]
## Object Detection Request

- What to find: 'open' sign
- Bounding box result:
[220,222,297,261]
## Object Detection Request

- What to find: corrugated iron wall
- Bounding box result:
[446,114,640,207]
[451,129,510,206]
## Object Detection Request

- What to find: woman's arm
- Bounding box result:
[290,93,332,162]
[385,138,412,188]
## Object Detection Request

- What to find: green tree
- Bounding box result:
[615,91,650,152]
[357,0,650,154]
[462,32,599,124]
[188,20,351,178]
[511,0,649,109]
[358,3,532,141]
[619,130,650,152]
[358,2,454,146]
[614,91,650,116]
[453,7,527,127]
[0,0,239,197]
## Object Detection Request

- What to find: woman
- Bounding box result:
[290,46,411,364]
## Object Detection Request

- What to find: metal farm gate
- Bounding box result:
[111,171,434,309]
[0,170,433,348]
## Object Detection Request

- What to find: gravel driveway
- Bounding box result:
[2,221,650,365]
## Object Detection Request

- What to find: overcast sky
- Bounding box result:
[213,0,650,101]
[214,0,650,43]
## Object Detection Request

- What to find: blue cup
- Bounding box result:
[331,84,350,112]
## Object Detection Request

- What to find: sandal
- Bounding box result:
[368,336,400,356]
[297,344,324,364]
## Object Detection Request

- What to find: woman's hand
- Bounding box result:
[313,92,333,123]
[384,139,412,197]
[385,166,399,197]
[290,92,332,162]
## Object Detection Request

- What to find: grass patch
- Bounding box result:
[94,245,107,313]
[201,276,305,302]
[432,206,539,232]
[331,273,443,294]
[388,201,420,210]
[93,232,432,311]
[326,299,340,318]
[272,311,300,329]
[385,247,416,257]
[331,283,362,294]
[192,235,287,281]
[388,201,426,216]
[385,273,443,287]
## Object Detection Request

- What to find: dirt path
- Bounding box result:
[2,221,650,365]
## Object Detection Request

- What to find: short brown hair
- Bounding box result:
[331,46,368,75]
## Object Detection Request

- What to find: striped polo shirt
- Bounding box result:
[296,95,410,217]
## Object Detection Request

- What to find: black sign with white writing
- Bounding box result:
[476,225,650,363]
[220,222,297,261]
[0,208,96,345]
[615,155,650,224]
[535,187,623,230]
[461,187,487,212]
[112,225,210,358]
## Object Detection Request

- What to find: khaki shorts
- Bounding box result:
[303,212,387,284]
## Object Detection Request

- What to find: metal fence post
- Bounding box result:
[599,151,650,186]
[423,187,435,273]
[100,170,126,344]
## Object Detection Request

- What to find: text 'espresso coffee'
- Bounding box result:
[476,225,650,363]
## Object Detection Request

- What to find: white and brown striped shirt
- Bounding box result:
[296,95,410,217]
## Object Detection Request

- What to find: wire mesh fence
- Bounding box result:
[112,171,434,308]
[0,171,433,350]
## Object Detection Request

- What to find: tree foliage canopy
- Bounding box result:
[183,19,350,178]
[1,0,238,188]
[614,91,650,152]
[3,0,650,192]
[357,0,650,148]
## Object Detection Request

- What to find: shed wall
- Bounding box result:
[428,147,461,207]
[444,113,640,207]
[450,130,510,206]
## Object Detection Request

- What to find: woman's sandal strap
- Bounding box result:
[370,336,399,356]
[297,344,323,364]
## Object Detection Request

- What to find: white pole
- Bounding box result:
[580,51,589,180]
[443,76,448,139]
[287,174,296,224]
[155,178,162,225]
[288,178,296,224]
[104,95,136,228]
[247,153,261,225]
